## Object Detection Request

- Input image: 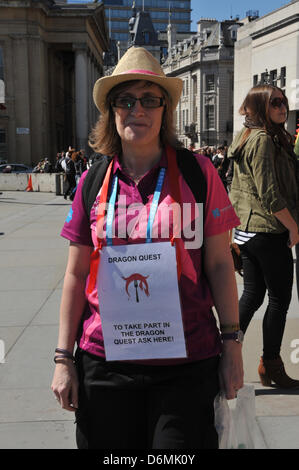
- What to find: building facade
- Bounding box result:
[234,1,299,135]
[103,0,191,42]
[163,19,239,148]
[65,0,191,40]
[0,0,109,165]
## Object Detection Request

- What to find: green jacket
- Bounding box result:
[227,128,299,233]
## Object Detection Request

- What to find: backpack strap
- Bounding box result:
[176,148,207,207]
[82,150,207,220]
[82,155,112,219]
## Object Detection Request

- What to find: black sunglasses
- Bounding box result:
[112,96,165,110]
[270,97,288,109]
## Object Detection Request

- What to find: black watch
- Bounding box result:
[221,330,244,344]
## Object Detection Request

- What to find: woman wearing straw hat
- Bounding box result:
[51,47,243,449]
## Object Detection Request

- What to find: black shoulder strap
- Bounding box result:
[176,148,207,205]
[82,150,207,220]
[82,155,112,219]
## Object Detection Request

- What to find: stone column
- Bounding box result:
[73,43,89,152]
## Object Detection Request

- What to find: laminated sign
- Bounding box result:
[97,242,187,361]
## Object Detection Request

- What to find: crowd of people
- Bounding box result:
[32,158,53,174]
[55,148,88,200]
[191,144,232,192]
[32,148,88,200]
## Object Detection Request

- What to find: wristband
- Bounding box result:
[55,348,75,360]
[54,355,75,364]
[220,323,240,333]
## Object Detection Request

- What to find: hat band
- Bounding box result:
[120,69,162,77]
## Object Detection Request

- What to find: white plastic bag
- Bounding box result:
[214,384,256,449]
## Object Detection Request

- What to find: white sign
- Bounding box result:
[97,242,187,361]
[16,128,30,135]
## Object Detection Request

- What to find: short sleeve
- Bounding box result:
[195,155,240,237]
[60,171,93,246]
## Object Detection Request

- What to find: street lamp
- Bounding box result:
[259,68,283,86]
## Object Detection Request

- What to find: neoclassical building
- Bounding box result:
[234,2,299,135]
[163,18,240,148]
[0,0,109,165]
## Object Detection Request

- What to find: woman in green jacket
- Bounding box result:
[228,85,299,388]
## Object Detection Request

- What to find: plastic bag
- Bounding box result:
[214,384,256,449]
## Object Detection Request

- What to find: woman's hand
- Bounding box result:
[288,226,299,249]
[51,360,79,412]
[218,341,244,400]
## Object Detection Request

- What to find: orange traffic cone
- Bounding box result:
[26,175,33,192]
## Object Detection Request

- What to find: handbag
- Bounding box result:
[229,231,243,276]
[214,384,256,449]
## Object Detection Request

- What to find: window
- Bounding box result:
[111,32,129,40]
[143,31,150,44]
[0,48,4,81]
[105,0,123,4]
[205,105,215,130]
[0,128,5,144]
[280,67,286,88]
[261,72,267,85]
[253,75,258,86]
[270,69,277,86]
[0,127,7,162]
[192,75,197,95]
[206,74,215,92]
[194,106,198,123]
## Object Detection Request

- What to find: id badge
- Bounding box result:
[97,242,187,361]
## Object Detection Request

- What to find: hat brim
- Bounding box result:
[93,73,183,114]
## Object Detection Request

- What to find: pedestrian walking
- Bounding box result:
[63,150,76,200]
[228,84,299,388]
[51,46,243,450]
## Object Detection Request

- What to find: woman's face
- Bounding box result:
[269,89,288,125]
[112,81,165,148]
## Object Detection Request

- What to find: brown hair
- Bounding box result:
[89,80,182,156]
[238,84,293,151]
[71,151,80,162]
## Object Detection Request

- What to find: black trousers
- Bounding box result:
[239,232,293,360]
[75,349,220,449]
[64,173,76,197]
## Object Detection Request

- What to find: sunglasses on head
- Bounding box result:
[112,96,165,110]
[270,97,288,109]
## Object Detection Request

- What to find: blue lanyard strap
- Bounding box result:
[106,167,166,246]
[146,167,166,243]
[106,174,119,246]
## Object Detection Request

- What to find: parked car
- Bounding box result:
[0,163,33,173]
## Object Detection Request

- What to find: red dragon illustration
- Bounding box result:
[122,274,150,302]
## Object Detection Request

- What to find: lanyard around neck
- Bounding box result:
[87,146,183,295]
[106,167,166,246]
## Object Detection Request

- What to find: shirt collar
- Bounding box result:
[112,149,167,176]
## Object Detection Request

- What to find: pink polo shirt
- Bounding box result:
[61,150,240,364]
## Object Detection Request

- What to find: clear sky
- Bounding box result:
[191,0,292,29]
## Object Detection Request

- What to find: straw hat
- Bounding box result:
[93,47,183,113]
